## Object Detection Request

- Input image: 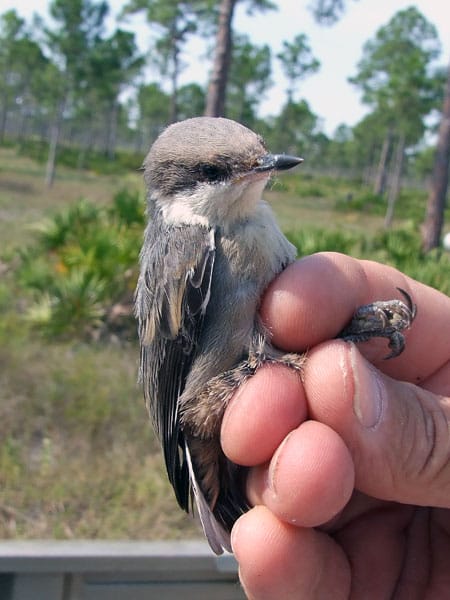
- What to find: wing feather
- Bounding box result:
[136,220,216,510]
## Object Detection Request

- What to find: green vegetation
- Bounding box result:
[0,149,199,539]
[0,305,196,540]
[0,0,448,543]
[1,2,448,253]
[287,226,450,296]
[18,191,144,338]
[1,147,449,540]
[17,139,145,175]
[0,4,445,182]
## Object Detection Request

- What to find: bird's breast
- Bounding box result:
[219,200,296,287]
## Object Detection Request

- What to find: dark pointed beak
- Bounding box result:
[255,153,303,173]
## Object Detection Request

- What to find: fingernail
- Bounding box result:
[349,343,384,429]
[268,431,293,495]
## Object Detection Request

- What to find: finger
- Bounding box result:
[305,340,450,508]
[421,358,450,396]
[221,363,355,526]
[231,506,350,600]
[221,363,307,466]
[246,420,354,527]
[335,503,414,599]
[260,252,450,382]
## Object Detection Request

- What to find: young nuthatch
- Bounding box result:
[135,117,416,554]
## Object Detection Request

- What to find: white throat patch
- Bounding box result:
[156,176,269,228]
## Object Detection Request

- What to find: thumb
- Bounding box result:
[305,340,450,509]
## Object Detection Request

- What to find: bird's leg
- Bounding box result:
[182,289,417,441]
[180,347,306,441]
[337,287,417,359]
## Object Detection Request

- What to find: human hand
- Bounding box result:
[221,252,450,599]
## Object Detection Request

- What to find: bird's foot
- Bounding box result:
[338,287,417,359]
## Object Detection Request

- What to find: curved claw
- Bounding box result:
[396,287,417,321]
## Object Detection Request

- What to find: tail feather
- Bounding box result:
[184,441,232,554]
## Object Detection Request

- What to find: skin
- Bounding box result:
[221,252,450,600]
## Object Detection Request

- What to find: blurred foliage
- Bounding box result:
[12,172,450,342]
[17,189,145,338]
[288,223,450,296]
[0,278,195,539]
[2,1,448,542]
[17,139,145,174]
[1,155,450,540]
[335,190,386,215]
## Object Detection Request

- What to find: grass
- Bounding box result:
[0,147,143,254]
[17,191,144,338]
[0,275,199,540]
[0,145,201,540]
[268,172,396,235]
[0,142,449,540]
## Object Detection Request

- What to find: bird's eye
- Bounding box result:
[199,163,227,183]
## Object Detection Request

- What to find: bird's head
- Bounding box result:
[144,117,303,227]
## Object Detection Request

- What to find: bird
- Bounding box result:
[135,116,416,554]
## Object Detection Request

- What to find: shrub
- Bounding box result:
[14,180,450,339]
[335,191,385,215]
[287,227,362,257]
[17,140,144,175]
[288,224,450,297]
[17,190,145,338]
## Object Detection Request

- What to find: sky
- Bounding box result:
[2,0,450,136]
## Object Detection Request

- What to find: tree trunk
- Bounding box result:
[384,133,405,229]
[0,59,12,144]
[204,0,237,117]
[0,90,10,144]
[169,22,183,123]
[45,96,65,188]
[422,59,450,252]
[77,116,94,171]
[105,101,118,159]
[169,43,179,124]
[373,130,392,196]
[17,104,29,142]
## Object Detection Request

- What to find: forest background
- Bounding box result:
[0,0,450,540]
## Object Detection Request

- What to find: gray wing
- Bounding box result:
[135,220,216,510]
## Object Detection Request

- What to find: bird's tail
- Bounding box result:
[185,437,249,555]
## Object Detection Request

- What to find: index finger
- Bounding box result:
[260,252,450,383]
